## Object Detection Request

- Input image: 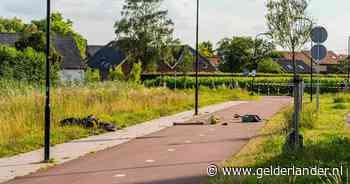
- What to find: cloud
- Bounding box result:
[1,0,45,20]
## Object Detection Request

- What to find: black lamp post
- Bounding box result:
[44,0,51,162]
[348,37,350,84]
[195,0,199,115]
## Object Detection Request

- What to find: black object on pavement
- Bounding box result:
[60,115,117,132]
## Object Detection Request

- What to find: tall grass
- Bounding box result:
[0,80,254,158]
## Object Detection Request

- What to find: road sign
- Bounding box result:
[310,26,328,114]
[311,44,327,61]
[311,26,328,43]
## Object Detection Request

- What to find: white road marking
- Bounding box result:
[185,140,192,143]
[199,134,205,137]
[168,148,176,152]
[146,159,155,163]
[114,174,126,178]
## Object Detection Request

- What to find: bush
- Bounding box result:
[109,65,125,81]
[257,58,283,73]
[0,45,59,83]
[333,103,349,110]
[144,76,345,94]
[333,93,350,103]
[85,68,100,82]
[129,61,142,83]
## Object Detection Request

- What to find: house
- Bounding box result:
[277,50,344,74]
[86,45,104,58]
[0,33,85,81]
[275,58,312,74]
[55,35,85,81]
[86,43,218,79]
[87,41,126,80]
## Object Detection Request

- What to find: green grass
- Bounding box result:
[206,93,350,184]
[0,81,256,158]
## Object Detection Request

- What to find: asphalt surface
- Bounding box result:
[4,96,291,184]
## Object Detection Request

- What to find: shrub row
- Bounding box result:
[144,76,348,94]
[141,73,349,80]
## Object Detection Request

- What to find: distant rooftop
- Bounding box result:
[0,32,84,70]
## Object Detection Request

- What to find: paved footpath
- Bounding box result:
[2,96,291,184]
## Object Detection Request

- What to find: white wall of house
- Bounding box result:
[59,70,85,81]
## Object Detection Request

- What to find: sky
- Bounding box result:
[1,0,350,54]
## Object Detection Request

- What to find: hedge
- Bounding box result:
[144,76,348,94]
[141,73,349,81]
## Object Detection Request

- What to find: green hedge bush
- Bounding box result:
[144,76,347,94]
[0,45,60,83]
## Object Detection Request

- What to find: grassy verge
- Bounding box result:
[207,93,350,184]
[0,81,256,158]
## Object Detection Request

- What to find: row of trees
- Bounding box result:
[0,0,316,83]
[113,0,286,75]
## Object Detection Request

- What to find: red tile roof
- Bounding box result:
[280,51,312,65]
[279,50,342,65]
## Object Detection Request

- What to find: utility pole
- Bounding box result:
[44,0,51,162]
[195,0,199,115]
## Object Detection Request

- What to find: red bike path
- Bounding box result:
[4,96,291,184]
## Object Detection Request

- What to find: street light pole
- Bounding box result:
[44,0,51,162]
[348,37,350,84]
[195,0,199,115]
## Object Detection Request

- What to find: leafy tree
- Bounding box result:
[162,46,176,68]
[217,36,254,73]
[266,0,313,75]
[32,12,87,59]
[15,32,62,67]
[178,47,194,75]
[0,13,86,59]
[335,59,350,74]
[114,0,174,72]
[199,41,215,58]
[257,58,283,73]
[270,51,284,59]
[0,17,26,32]
[250,37,275,71]
[161,41,182,70]
[15,32,46,52]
